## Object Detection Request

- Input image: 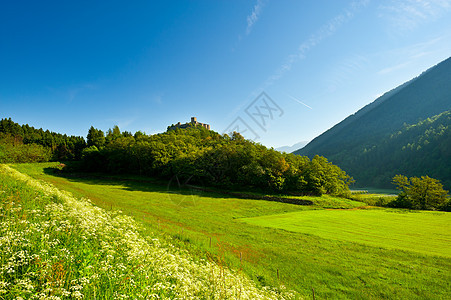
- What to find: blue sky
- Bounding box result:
[1,0,451,148]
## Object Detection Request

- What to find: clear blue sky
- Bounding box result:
[1,0,451,148]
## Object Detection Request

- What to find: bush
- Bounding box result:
[387,192,413,209]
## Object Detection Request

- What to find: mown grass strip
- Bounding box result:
[240,209,451,257]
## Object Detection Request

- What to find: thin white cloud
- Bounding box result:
[377,61,411,75]
[379,0,451,32]
[246,0,266,35]
[117,118,136,129]
[262,0,370,88]
[106,117,137,130]
[376,35,447,74]
[67,84,95,102]
[47,83,96,103]
[326,55,370,91]
[151,93,164,105]
[288,94,313,109]
[228,0,369,118]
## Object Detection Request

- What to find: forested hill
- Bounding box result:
[81,126,354,196]
[294,56,451,189]
[341,110,450,189]
[0,118,354,196]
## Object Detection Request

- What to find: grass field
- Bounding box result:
[240,209,451,257]
[0,164,294,299]
[9,163,451,299]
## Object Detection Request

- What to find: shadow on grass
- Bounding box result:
[43,166,314,206]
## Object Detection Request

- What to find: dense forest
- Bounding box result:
[347,110,451,189]
[81,125,353,195]
[0,118,86,162]
[0,119,353,196]
[295,56,451,190]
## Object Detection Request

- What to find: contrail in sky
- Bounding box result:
[288,94,313,109]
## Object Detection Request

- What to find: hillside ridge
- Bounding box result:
[295,56,451,155]
[294,56,451,188]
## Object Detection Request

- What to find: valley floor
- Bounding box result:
[4,162,451,299]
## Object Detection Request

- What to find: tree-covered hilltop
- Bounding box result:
[81,125,354,196]
[0,118,353,196]
[0,118,86,162]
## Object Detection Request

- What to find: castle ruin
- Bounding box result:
[167,117,211,131]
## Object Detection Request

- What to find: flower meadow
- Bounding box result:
[0,165,297,299]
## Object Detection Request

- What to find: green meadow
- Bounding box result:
[240,209,451,257]
[0,164,294,299]
[8,163,451,299]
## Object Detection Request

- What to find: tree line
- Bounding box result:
[0,118,86,162]
[2,118,449,205]
[81,125,354,196]
[0,119,353,195]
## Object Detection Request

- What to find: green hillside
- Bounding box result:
[294,57,451,189]
[349,110,451,188]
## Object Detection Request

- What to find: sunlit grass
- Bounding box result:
[9,162,451,299]
[239,209,451,257]
[0,164,296,299]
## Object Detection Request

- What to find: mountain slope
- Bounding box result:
[348,110,451,188]
[294,57,451,188]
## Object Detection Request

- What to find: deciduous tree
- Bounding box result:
[392,175,449,210]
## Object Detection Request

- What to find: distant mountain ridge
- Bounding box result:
[294,57,451,189]
[276,141,308,153]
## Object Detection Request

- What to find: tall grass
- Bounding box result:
[0,164,296,299]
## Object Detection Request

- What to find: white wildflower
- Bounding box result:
[0,165,297,299]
